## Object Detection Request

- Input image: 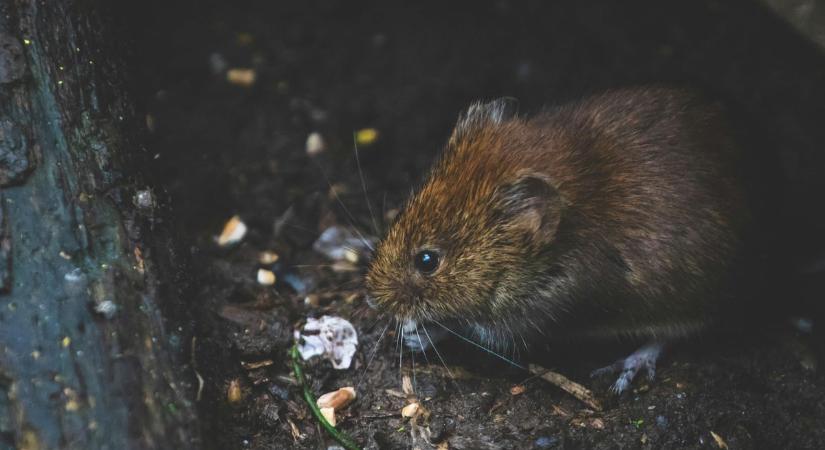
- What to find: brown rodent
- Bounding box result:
[366,87,751,389]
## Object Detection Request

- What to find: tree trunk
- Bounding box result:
[0,1,197,449]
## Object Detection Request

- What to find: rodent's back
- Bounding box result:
[528,88,748,338]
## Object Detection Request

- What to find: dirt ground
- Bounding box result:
[122,0,825,448]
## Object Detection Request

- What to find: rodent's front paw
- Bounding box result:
[590,342,664,394]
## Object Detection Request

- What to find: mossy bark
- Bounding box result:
[0,1,197,449]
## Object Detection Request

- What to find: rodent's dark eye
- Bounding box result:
[414,250,440,274]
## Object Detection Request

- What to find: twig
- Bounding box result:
[528,364,603,411]
[291,344,361,450]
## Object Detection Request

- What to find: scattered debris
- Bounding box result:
[226,68,256,87]
[257,268,276,285]
[282,272,311,295]
[295,316,358,369]
[236,32,254,46]
[317,387,357,410]
[529,364,602,411]
[312,225,375,263]
[550,404,572,418]
[94,300,118,319]
[509,384,526,396]
[259,250,280,265]
[227,379,243,403]
[314,387,356,428]
[209,52,228,74]
[401,402,420,418]
[133,188,156,210]
[306,132,326,156]
[320,407,337,426]
[355,128,379,146]
[402,375,414,395]
[534,436,559,448]
[134,246,146,274]
[287,419,302,441]
[217,215,247,247]
[710,431,729,449]
[241,359,274,370]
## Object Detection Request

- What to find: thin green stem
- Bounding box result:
[290,344,361,450]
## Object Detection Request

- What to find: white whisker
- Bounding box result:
[356,321,391,390]
[430,318,526,370]
[312,159,375,251]
[353,136,380,235]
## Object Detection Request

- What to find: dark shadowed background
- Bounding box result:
[112,1,825,448]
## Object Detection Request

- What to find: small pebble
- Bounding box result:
[305,132,326,156]
[535,436,559,448]
[267,383,290,401]
[656,415,668,429]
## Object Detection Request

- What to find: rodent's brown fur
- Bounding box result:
[366,87,749,349]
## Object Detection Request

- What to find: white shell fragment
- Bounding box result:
[320,407,336,427]
[256,269,276,286]
[295,315,358,369]
[312,226,376,263]
[217,215,247,246]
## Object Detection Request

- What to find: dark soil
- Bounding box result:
[121,1,825,448]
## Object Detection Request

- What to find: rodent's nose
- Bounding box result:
[364,294,377,309]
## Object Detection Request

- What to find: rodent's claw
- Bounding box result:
[592,342,664,394]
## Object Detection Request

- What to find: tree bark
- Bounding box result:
[0,1,197,449]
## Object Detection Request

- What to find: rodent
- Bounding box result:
[365,87,751,389]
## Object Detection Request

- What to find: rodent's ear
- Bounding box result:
[451,98,519,144]
[497,174,563,244]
